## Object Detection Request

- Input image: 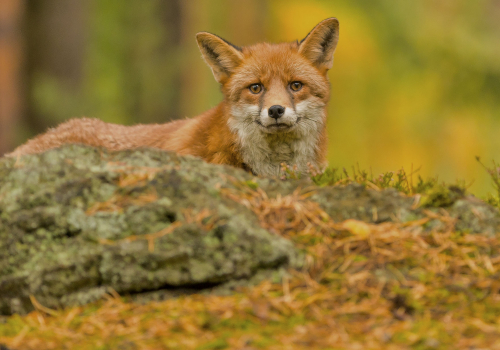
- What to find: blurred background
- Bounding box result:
[1,0,499,196]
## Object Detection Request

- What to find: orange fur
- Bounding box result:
[8,18,340,177]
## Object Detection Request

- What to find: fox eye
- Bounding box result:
[290,81,302,91]
[249,84,262,94]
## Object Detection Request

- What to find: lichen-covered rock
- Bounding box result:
[449,196,500,235]
[311,184,415,223]
[1,145,499,315]
[312,184,500,234]
[0,145,299,315]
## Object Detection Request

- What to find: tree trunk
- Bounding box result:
[0,0,24,155]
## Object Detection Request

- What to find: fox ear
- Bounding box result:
[299,18,339,72]
[196,32,244,83]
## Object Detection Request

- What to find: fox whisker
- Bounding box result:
[301,117,322,124]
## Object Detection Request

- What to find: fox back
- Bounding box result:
[8,18,340,177]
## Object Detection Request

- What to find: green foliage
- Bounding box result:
[477,157,500,208]
[307,164,467,205]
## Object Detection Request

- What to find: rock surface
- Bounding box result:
[0,146,298,315]
[0,145,499,315]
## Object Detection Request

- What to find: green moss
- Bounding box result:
[0,315,26,337]
[243,180,259,190]
[196,339,229,350]
[420,185,465,208]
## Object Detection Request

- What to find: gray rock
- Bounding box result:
[0,145,299,315]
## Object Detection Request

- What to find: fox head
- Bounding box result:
[196,18,338,133]
[196,18,339,175]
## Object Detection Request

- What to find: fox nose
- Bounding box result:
[268,105,285,120]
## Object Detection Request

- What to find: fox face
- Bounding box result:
[196,18,339,177]
[227,42,331,136]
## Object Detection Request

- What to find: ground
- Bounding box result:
[1,145,499,349]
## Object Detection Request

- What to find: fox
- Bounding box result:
[7,18,339,177]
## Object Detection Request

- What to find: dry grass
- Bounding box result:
[1,183,500,349]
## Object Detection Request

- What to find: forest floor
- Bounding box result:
[1,150,500,350]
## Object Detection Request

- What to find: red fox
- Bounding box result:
[8,18,339,177]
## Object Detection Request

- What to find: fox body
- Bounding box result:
[8,18,340,177]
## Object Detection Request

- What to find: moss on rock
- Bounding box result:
[0,146,298,315]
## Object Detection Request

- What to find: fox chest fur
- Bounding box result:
[8,18,339,178]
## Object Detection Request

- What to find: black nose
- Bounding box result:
[268,105,285,119]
